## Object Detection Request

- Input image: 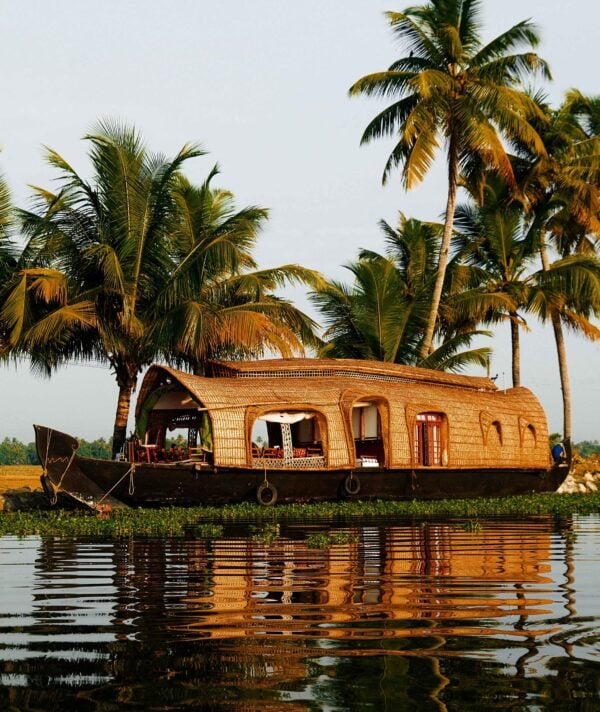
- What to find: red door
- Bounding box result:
[414,413,443,466]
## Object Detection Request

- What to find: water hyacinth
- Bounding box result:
[1,492,600,538]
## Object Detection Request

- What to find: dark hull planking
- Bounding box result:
[35,425,570,509]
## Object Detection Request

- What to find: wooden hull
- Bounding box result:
[34,425,570,509]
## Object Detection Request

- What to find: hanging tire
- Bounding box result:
[257,481,278,506]
[343,474,360,496]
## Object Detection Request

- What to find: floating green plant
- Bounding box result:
[0,492,600,538]
[306,530,359,549]
[462,519,482,532]
[250,522,280,544]
[193,523,224,539]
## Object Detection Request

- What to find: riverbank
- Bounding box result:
[558,453,600,494]
[0,465,42,510]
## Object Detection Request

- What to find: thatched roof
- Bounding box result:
[208,358,497,391]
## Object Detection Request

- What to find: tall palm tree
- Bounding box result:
[516,92,600,446]
[311,214,490,371]
[5,122,321,456]
[349,0,549,359]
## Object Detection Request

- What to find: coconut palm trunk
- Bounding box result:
[549,311,572,446]
[509,312,521,388]
[418,137,458,359]
[112,363,138,458]
[539,239,572,446]
[113,385,133,458]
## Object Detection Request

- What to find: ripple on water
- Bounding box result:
[0,517,599,709]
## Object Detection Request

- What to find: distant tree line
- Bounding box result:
[575,441,600,458]
[0,436,112,465]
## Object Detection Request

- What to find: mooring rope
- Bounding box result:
[258,454,271,486]
[95,464,136,506]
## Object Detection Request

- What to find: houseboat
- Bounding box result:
[35,358,570,509]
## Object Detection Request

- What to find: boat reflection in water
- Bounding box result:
[2,517,599,710]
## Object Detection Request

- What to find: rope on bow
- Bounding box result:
[43,429,78,506]
[95,464,136,507]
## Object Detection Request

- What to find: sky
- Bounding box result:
[0,0,599,444]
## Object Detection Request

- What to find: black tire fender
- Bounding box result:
[256,481,278,506]
[343,473,360,496]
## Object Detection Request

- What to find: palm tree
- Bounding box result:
[6,122,321,456]
[0,167,14,289]
[349,0,549,359]
[452,178,539,386]
[149,169,322,373]
[516,92,600,446]
[311,214,490,371]
[0,166,19,355]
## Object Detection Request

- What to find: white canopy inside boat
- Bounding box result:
[259,412,315,424]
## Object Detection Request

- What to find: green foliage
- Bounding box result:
[311,214,491,371]
[462,519,482,533]
[164,434,187,449]
[0,436,111,464]
[575,440,600,458]
[349,0,549,357]
[350,1,548,188]
[193,522,224,539]
[2,493,600,537]
[249,522,280,545]
[1,121,321,456]
[0,167,15,291]
[76,437,112,460]
[0,437,37,465]
[306,530,359,549]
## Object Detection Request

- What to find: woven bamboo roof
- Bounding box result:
[208,358,497,391]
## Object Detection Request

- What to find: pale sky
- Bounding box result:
[0,0,598,443]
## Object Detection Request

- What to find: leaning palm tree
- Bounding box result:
[349,0,549,359]
[6,122,321,456]
[311,214,490,371]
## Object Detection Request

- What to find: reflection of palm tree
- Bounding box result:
[6,519,581,708]
[349,0,548,358]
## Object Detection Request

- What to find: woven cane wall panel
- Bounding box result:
[212,408,247,467]
[137,365,550,471]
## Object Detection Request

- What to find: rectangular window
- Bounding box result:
[414,413,444,466]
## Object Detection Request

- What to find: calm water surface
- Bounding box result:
[1,516,599,710]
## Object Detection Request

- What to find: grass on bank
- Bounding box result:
[1,492,600,538]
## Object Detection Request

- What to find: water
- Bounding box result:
[1,516,599,710]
